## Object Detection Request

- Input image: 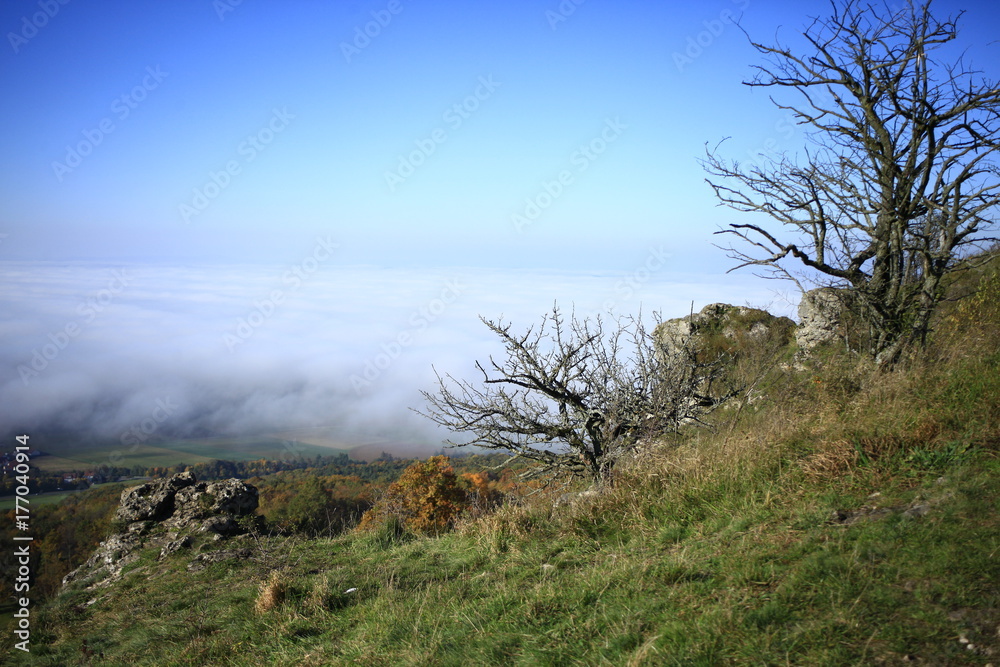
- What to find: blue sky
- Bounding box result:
[3,0,997,268]
[2,0,998,451]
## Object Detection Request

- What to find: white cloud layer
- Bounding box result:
[0,259,797,453]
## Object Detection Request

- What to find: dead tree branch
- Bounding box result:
[415,305,729,485]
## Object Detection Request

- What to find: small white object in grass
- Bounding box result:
[345,587,358,594]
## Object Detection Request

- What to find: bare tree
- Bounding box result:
[415,305,731,485]
[703,0,1000,365]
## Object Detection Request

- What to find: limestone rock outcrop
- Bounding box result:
[114,470,197,522]
[63,473,259,591]
[795,288,849,352]
[655,303,795,360]
[651,303,796,415]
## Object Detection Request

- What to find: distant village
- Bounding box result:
[1,447,46,471]
[0,449,121,496]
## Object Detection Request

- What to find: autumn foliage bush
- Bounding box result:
[358,456,503,535]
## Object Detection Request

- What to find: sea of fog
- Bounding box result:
[0,258,797,458]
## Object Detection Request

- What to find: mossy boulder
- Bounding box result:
[655,303,795,363]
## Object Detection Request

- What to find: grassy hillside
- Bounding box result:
[6,262,999,665]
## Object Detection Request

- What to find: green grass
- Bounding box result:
[8,446,996,666]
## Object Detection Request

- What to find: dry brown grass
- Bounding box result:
[799,439,858,481]
[255,570,287,614]
[457,487,562,554]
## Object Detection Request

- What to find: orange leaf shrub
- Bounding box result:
[358,456,470,535]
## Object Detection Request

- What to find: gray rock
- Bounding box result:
[166,478,259,529]
[63,472,259,591]
[654,303,795,413]
[198,516,241,536]
[159,535,193,559]
[115,471,197,523]
[61,531,144,589]
[902,504,931,518]
[655,303,795,360]
[795,288,848,351]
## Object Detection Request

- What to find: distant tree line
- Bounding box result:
[0,452,395,498]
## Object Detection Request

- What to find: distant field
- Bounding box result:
[30,443,217,472]
[0,482,132,510]
[0,492,73,510]
[19,427,444,474]
[27,435,353,473]
[24,439,130,471]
